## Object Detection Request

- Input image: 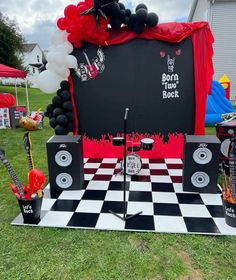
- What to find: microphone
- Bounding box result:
[124,108,129,120]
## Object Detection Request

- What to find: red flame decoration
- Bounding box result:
[83,133,185,159]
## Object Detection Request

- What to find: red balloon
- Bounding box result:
[77,3,86,13]
[57,18,67,30]
[64,4,78,18]
[67,34,75,43]
[84,0,93,9]
[74,41,82,48]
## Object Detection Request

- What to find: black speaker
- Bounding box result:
[183,135,221,193]
[46,135,84,193]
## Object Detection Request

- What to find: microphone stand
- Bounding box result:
[109,108,142,221]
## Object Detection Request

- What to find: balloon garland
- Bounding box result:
[38,0,159,94]
[44,80,75,135]
[41,0,159,135]
[56,0,159,47]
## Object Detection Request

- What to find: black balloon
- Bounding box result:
[119,9,126,19]
[49,117,57,128]
[53,107,64,117]
[46,104,54,113]
[125,9,131,17]
[56,114,68,127]
[67,122,75,132]
[65,112,74,121]
[55,125,67,135]
[136,8,147,23]
[123,16,130,25]
[60,80,70,90]
[101,0,115,3]
[118,3,125,10]
[44,111,49,117]
[56,89,62,96]
[107,2,120,16]
[60,90,71,101]
[135,3,148,12]
[62,101,73,111]
[145,12,159,27]
[133,23,145,34]
[52,95,62,107]
[129,13,137,24]
[110,18,122,29]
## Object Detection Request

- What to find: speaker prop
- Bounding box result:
[46,135,84,193]
[183,135,220,193]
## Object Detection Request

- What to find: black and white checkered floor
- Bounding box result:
[12,158,236,235]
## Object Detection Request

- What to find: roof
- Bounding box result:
[23,43,37,53]
[0,64,27,78]
[22,43,46,62]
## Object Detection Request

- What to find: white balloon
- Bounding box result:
[46,62,58,72]
[53,53,66,65]
[46,52,55,63]
[66,55,78,69]
[63,42,73,54]
[37,70,62,94]
[61,69,70,79]
[56,42,73,54]
[60,30,68,42]
[54,66,69,77]
[50,30,68,46]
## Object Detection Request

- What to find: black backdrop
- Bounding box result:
[71,38,195,139]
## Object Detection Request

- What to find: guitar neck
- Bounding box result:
[83,51,92,70]
[27,151,34,170]
[2,159,23,195]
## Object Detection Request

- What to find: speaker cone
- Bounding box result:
[191,172,210,188]
[55,150,72,167]
[56,173,73,189]
[193,147,212,165]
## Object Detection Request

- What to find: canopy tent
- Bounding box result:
[0,64,27,78]
[0,64,30,111]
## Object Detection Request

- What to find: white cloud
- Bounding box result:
[0,0,193,49]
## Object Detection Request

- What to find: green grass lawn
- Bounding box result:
[0,86,236,280]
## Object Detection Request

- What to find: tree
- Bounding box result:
[0,13,24,69]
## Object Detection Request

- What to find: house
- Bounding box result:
[0,43,47,88]
[188,0,236,102]
[21,43,46,88]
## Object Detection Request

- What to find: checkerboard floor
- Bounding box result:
[12,158,236,235]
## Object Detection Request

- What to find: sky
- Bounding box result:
[0,0,193,50]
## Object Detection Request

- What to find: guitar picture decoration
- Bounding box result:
[76,47,105,82]
[23,132,34,170]
[0,148,25,199]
